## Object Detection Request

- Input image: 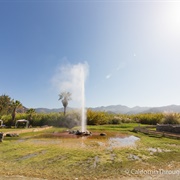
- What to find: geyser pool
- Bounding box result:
[109,135,140,147]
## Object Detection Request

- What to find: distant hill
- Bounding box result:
[34,104,180,114]
[90,104,180,114]
[89,105,150,114]
[35,108,62,113]
[142,105,180,114]
[35,107,73,113]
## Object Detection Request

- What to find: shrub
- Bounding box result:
[110,117,122,124]
[87,109,110,125]
[161,113,180,124]
[131,113,163,125]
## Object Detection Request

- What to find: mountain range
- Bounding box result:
[35,104,180,114]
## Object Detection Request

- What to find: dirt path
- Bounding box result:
[0,176,46,180]
[3,126,52,136]
[0,174,179,180]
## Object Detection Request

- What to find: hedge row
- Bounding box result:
[1,110,179,128]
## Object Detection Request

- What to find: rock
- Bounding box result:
[82,131,92,136]
[100,133,106,136]
[5,133,19,137]
[75,130,82,135]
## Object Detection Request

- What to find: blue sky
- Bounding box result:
[1,0,180,109]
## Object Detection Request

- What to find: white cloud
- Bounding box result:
[106,74,112,79]
[105,62,126,80]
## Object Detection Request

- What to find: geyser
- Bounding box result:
[80,66,86,132]
[52,62,89,132]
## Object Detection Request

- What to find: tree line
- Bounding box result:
[0,94,179,128]
[0,94,35,126]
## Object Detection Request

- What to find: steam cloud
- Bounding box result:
[51,62,89,106]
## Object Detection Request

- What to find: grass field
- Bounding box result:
[0,124,180,180]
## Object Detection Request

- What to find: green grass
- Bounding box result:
[0,124,179,180]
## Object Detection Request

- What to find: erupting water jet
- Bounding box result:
[80,66,86,132]
[53,62,89,133]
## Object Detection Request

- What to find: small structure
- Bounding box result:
[156,124,180,134]
[15,119,29,128]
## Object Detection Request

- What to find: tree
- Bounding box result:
[58,92,71,116]
[11,100,22,126]
[26,108,36,126]
[0,94,12,117]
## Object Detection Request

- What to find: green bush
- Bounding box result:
[1,110,176,127]
[131,113,163,125]
[87,109,111,125]
[161,113,180,124]
[110,117,122,124]
[31,113,63,126]
[109,115,134,124]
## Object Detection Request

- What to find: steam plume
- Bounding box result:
[51,61,89,131]
[52,62,89,104]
